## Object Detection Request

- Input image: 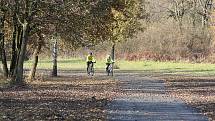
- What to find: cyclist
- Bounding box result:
[86,52,96,74]
[106,54,114,72]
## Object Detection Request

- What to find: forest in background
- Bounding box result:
[61,0,215,63]
[117,0,215,62]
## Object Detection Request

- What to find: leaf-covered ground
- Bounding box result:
[0,75,118,121]
[165,77,215,121]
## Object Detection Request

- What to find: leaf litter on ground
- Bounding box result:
[0,75,119,121]
[165,76,215,121]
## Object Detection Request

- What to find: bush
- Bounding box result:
[123,52,176,61]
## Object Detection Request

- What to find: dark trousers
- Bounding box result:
[87,61,93,72]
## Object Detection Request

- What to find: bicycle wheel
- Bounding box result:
[110,64,113,76]
[107,65,110,76]
[107,64,113,76]
[87,63,92,75]
[89,63,94,76]
[91,66,94,76]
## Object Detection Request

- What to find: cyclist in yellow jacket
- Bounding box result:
[86,52,96,73]
[106,55,114,72]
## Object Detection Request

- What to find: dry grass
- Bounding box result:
[165,77,215,121]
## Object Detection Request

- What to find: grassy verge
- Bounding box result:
[22,58,215,76]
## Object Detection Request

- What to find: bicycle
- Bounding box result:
[87,62,96,76]
[106,62,114,76]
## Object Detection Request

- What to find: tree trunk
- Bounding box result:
[199,0,212,27]
[52,36,57,77]
[13,21,30,85]
[11,27,22,78]
[202,9,207,27]
[28,51,39,80]
[1,38,9,78]
[111,43,116,73]
[111,43,115,61]
[178,20,183,34]
[17,27,22,51]
[0,14,9,78]
[28,42,42,80]
[10,25,18,76]
[10,0,19,76]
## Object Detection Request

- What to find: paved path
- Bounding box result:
[107,75,209,121]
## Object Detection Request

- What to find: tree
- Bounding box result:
[167,0,193,32]
[108,0,145,60]
[159,0,213,31]
[0,0,60,84]
[0,0,146,85]
[51,33,58,77]
[0,1,9,78]
[28,32,44,80]
[54,0,145,60]
[198,0,213,27]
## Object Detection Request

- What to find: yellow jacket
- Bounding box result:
[86,55,95,62]
[106,56,113,64]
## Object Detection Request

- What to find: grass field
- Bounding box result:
[21,58,215,76]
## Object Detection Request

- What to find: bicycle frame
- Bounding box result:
[107,63,113,76]
[87,62,95,76]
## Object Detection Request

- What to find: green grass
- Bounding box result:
[21,58,215,76]
[118,60,215,76]
[24,58,105,70]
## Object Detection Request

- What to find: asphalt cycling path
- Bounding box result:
[106,74,209,121]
